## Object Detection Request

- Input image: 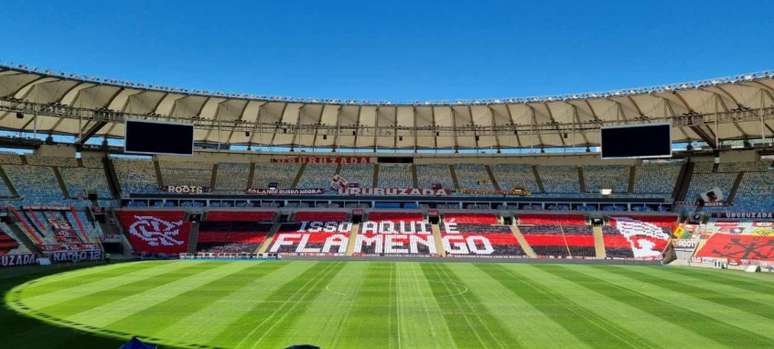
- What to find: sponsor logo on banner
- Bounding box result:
[339,187,451,196]
[271,156,370,164]
[0,254,38,267]
[47,249,102,263]
[460,187,531,196]
[245,188,325,195]
[703,222,774,236]
[673,239,699,249]
[711,211,774,220]
[21,205,71,211]
[163,185,209,194]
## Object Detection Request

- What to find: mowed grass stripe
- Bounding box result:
[15,262,158,298]
[394,262,456,349]
[106,261,286,337]
[155,261,311,344]
[477,264,657,349]
[602,266,774,321]
[278,262,369,348]
[539,265,774,348]
[335,263,400,349]
[421,263,519,349]
[662,266,774,294]
[210,261,345,349]
[512,265,717,349]
[448,264,585,348]
[28,261,208,316]
[587,266,774,339]
[238,261,347,349]
[68,262,254,328]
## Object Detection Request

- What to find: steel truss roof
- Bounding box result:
[1,65,774,150]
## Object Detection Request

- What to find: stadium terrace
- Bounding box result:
[0,64,772,349]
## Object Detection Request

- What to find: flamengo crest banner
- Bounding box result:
[117,211,191,254]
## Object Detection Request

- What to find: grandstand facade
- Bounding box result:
[0,64,771,269]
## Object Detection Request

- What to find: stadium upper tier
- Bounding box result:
[0,147,771,213]
[1,65,773,150]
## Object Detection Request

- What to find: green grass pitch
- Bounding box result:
[3,260,774,349]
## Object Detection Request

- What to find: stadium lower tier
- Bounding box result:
[695,233,774,262]
[111,210,679,260]
[270,232,349,255]
[522,233,596,258]
[442,233,525,256]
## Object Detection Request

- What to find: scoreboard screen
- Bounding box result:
[601,123,671,159]
[125,119,194,156]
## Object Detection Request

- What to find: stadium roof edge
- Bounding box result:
[1,62,774,150]
[1,63,773,105]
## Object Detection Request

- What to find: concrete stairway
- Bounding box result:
[509,225,537,258]
[592,225,607,259]
[431,223,446,257]
[345,223,361,256]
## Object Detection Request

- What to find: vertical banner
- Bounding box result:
[117,211,191,254]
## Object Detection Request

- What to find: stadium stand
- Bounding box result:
[583,165,629,193]
[112,158,159,194]
[353,211,433,255]
[377,164,413,188]
[728,167,773,211]
[116,210,192,255]
[2,165,64,203]
[415,164,454,189]
[537,165,580,194]
[197,219,273,254]
[338,163,374,187]
[269,214,351,255]
[686,167,738,204]
[491,164,540,192]
[0,223,29,255]
[694,233,773,262]
[296,163,338,189]
[517,214,595,258]
[0,176,14,197]
[605,216,673,260]
[11,207,96,252]
[633,162,682,197]
[454,164,494,190]
[26,156,79,167]
[159,160,212,187]
[59,167,112,199]
[213,162,251,193]
[252,162,300,189]
[442,213,524,256]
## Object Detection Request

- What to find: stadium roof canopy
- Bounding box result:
[1,64,773,150]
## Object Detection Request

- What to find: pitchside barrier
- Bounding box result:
[179,252,280,261]
[1,249,103,268]
[691,256,774,272]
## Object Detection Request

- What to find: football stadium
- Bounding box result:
[1,2,774,349]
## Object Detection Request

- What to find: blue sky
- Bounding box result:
[3,0,773,102]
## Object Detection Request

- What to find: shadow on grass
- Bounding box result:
[0,262,131,349]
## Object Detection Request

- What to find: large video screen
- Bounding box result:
[601,123,671,159]
[125,119,194,156]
